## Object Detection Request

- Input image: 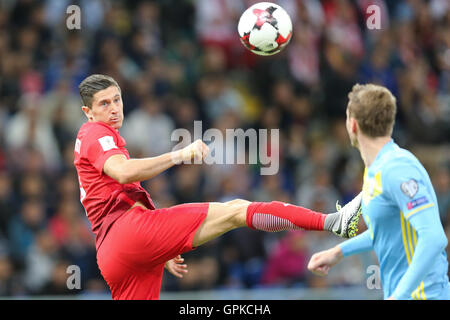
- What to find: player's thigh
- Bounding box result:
[144,203,210,264]
[97,247,164,300]
[103,205,209,267]
[192,199,251,247]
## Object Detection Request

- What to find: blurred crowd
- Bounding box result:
[0,0,448,297]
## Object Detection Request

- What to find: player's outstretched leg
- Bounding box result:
[192,194,362,247]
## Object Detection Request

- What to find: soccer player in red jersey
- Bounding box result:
[74,74,362,300]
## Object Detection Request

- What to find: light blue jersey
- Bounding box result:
[340,140,449,300]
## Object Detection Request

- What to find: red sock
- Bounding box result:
[246,201,326,232]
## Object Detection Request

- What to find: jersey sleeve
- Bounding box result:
[82,125,126,174]
[338,230,373,257]
[384,162,436,221]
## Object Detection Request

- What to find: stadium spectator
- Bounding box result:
[260,230,309,286]
[8,198,47,267]
[4,93,62,170]
[23,229,59,294]
[121,95,176,157]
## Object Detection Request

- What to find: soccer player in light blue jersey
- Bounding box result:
[307,84,449,300]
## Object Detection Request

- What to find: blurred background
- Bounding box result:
[0,0,448,299]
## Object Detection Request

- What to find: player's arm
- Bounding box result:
[104,139,209,184]
[338,229,373,256]
[391,209,447,299]
[386,164,447,300]
[308,230,373,276]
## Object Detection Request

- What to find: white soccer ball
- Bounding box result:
[238,2,293,56]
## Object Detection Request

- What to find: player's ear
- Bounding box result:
[81,105,94,121]
[351,118,358,134]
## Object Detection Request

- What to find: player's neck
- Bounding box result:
[358,135,392,168]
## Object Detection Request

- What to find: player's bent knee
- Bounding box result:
[205,199,249,228]
[224,199,251,206]
[224,199,250,227]
[193,200,249,247]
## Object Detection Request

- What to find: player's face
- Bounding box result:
[88,86,124,129]
[346,107,359,149]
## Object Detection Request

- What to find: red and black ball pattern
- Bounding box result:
[239,6,292,54]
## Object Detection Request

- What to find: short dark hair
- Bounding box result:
[78,74,121,108]
[347,83,397,137]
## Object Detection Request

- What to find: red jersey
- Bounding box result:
[73,121,155,250]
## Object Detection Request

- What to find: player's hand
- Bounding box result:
[165,255,188,278]
[180,139,209,163]
[307,246,343,276]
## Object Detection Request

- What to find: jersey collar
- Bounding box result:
[371,139,395,167]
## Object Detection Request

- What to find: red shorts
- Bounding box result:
[96,202,209,300]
